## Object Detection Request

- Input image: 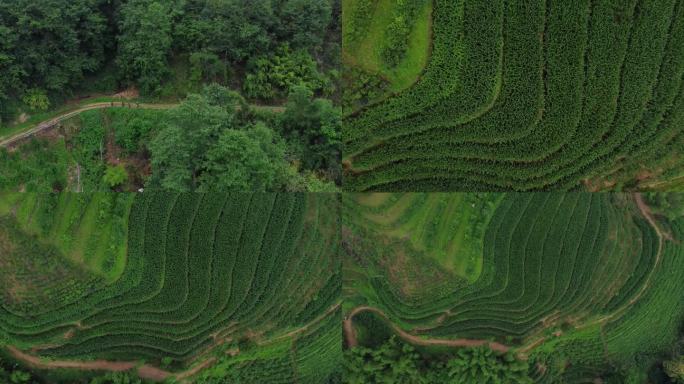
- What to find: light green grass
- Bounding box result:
[343,0,433,92]
[0,194,131,282]
[352,193,499,282]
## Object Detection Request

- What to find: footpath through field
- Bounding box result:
[0,101,285,148]
[4,302,339,383]
[343,306,510,353]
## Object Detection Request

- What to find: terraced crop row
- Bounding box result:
[342,193,684,380]
[343,193,501,283]
[0,193,341,380]
[343,0,684,191]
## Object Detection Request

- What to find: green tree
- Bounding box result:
[198,123,287,191]
[344,337,532,384]
[189,52,227,84]
[103,165,129,188]
[117,0,173,95]
[279,85,341,182]
[243,44,331,100]
[278,0,333,49]
[90,371,144,384]
[0,0,110,116]
[22,89,50,111]
[148,84,287,191]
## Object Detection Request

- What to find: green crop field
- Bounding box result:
[343,0,684,191]
[342,193,684,382]
[0,193,341,383]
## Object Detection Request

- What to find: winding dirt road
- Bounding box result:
[5,303,340,382]
[7,346,171,381]
[343,306,510,353]
[0,102,177,148]
[0,101,285,148]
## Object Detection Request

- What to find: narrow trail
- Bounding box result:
[522,193,667,350]
[343,306,510,353]
[259,303,341,346]
[7,346,171,381]
[0,102,176,148]
[620,194,665,308]
[0,101,285,148]
[584,193,665,327]
[5,303,339,382]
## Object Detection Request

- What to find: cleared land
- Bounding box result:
[343,0,684,191]
[342,192,684,382]
[0,193,341,383]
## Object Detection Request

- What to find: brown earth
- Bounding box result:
[343,306,510,353]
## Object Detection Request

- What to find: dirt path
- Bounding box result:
[344,306,510,353]
[0,101,285,149]
[7,346,170,381]
[6,303,339,382]
[576,193,665,329]
[0,102,176,148]
[259,303,341,346]
[621,193,665,307]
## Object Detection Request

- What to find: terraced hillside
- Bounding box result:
[343,0,684,191]
[343,193,684,381]
[0,193,341,383]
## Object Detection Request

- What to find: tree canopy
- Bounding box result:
[344,336,532,384]
[148,85,288,191]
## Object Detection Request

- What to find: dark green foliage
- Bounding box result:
[344,337,531,384]
[0,357,39,384]
[116,0,173,95]
[88,371,146,384]
[0,140,70,192]
[188,52,227,85]
[0,0,112,101]
[243,45,333,100]
[197,123,287,191]
[147,85,289,191]
[173,0,333,62]
[279,85,341,183]
[0,0,338,125]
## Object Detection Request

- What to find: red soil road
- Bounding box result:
[5,303,341,382]
[0,101,285,148]
[7,346,170,381]
[0,102,177,148]
[7,345,218,382]
[344,306,510,353]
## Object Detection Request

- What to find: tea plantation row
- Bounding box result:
[343,193,684,381]
[0,193,341,382]
[343,0,684,191]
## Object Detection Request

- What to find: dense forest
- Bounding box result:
[0,0,340,191]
